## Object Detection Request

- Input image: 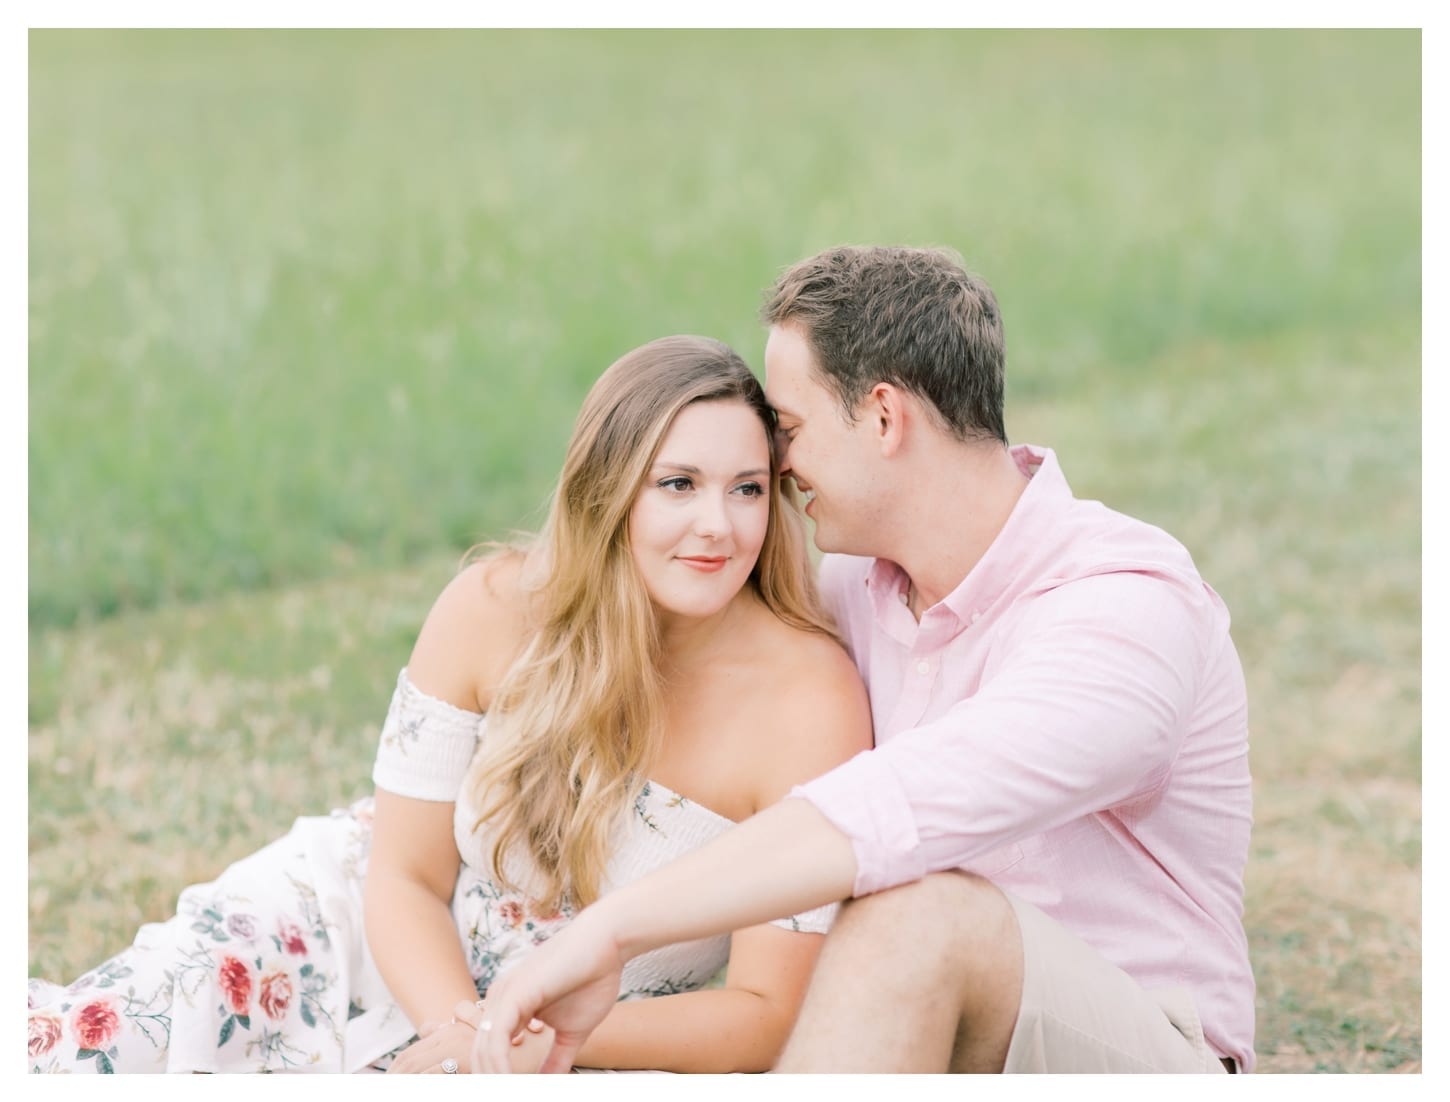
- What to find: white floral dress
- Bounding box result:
[27,670,836,1073]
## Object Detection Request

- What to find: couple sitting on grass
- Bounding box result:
[29,245,1254,1075]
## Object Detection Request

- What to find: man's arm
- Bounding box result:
[474,798,856,1073]
[803,570,1218,895]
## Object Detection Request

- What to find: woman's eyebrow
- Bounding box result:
[651,461,769,478]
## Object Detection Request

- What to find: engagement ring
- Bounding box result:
[440,1058,458,1074]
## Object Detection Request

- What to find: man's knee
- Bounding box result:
[830,871,1021,968]
[787,873,1024,1072]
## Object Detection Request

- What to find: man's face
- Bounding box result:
[763,322,884,555]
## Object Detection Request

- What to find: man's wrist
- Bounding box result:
[582,889,648,963]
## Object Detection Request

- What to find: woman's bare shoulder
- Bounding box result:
[406,550,535,713]
[745,605,858,686]
[736,613,874,807]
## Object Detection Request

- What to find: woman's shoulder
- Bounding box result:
[406,550,536,713]
[746,602,861,695]
[732,605,873,804]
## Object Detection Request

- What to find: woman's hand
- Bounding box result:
[385,1018,479,1074]
[386,1003,549,1074]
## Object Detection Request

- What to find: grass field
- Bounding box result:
[28,29,1421,1072]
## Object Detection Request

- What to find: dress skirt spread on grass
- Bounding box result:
[27,670,836,1073]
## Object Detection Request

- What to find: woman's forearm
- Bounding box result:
[363,872,478,1032]
[573,985,799,1073]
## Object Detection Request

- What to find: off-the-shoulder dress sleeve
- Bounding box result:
[370,668,485,802]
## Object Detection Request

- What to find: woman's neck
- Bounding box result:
[656,587,759,675]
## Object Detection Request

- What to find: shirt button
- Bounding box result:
[916,659,931,675]
[970,611,981,624]
[899,591,910,605]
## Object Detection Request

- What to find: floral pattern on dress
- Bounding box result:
[379,712,426,757]
[27,805,359,1074]
[633,782,664,834]
[29,671,838,1073]
[454,872,575,998]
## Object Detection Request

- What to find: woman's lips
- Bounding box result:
[678,556,728,573]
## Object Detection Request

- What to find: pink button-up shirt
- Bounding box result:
[793,444,1255,1069]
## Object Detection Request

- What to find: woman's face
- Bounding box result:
[628,399,773,624]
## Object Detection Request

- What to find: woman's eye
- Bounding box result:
[735,482,765,498]
[659,476,693,493]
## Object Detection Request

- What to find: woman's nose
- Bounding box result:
[692,493,731,538]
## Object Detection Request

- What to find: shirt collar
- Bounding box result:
[864,444,1073,627]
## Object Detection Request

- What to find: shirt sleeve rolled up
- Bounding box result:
[792,570,1218,897]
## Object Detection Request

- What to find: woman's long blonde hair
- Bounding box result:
[466,335,832,911]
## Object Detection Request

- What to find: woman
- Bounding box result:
[27,335,873,1074]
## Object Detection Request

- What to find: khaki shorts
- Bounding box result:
[1002,891,1231,1074]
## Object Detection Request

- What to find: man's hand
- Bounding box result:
[451,999,553,1072]
[471,912,626,1074]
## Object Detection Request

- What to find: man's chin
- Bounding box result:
[809,525,844,555]
[811,528,878,560]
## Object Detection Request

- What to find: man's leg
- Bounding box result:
[774,871,1021,1073]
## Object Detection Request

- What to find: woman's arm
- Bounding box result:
[365,559,527,1036]
[363,792,478,1034]
[568,922,823,1072]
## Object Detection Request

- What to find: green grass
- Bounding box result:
[29,29,1419,627]
[28,29,1420,1072]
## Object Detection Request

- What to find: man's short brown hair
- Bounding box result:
[761,245,1006,444]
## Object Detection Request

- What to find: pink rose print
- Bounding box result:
[28,1014,63,1059]
[497,900,525,928]
[528,901,563,923]
[258,970,293,1021]
[217,955,253,1015]
[278,920,308,956]
[70,999,120,1050]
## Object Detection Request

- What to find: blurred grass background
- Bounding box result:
[28,29,1420,1072]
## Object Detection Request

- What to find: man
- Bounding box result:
[470,245,1255,1074]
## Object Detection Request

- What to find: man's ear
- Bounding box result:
[867,382,907,457]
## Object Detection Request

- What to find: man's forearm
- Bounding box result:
[470,800,857,1074]
[593,797,858,961]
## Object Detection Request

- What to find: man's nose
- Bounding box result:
[773,431,792,473]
